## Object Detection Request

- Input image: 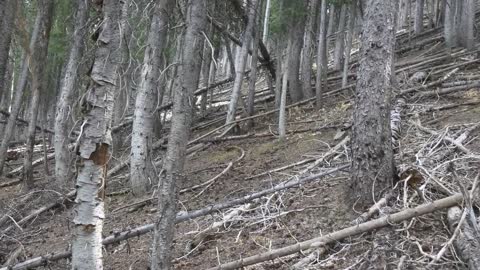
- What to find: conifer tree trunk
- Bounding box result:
[333,4,347,71]
[0,54,29,175]
[286,3,307,102]
[315,0,328,108]
[0,0,16,104]
[71,0,122,268]
[262,0,271,43]
[247,15,260,128]
[301,0,319,99]
[342,1,357,88]
[130,0,174,196]
[22,0,54,190]
[54,0,90,188]
[200,24,213,115]
[350,0,396,208]
[414,0,424,34]
[225,0,259,126]
[459,0,475,50]
[444,0,456,47]
[150,1,206,268]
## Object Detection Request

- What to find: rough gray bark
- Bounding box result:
[200,24,214,114]
[327,4,336,38]
[350,0,396,208]
[0,54,29,175]
[225,0,259,126]
[444,0,456,47]
[22,0,54,190]
[342,1,357,88]
[54,0,89,188]
[71,0,122,269]
[278,52,289,139]
[301,0,319,99]
[447,207,480,269]
[247,13,260,128]
[459,0,475,50]
[414,0,424,34]
[315,0,328,108]
[150,0,206,268]
[333,4,347,71]
[0,0,16,104]
[274,41,283,109]
[286,2,307,102]
[130,0,174,196]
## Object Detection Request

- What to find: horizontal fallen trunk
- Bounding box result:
[1,166,347,270]
[415,82,480,98]
[206,193,465,270]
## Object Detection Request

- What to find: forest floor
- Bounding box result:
[1,29,480,269]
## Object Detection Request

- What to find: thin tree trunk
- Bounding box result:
[54,0,89,188]
[22,0,54,190]
[278,53,289,139]
[200,23,213,115]
[315,0,328,108]
[342,1,357,88]
[414,0,424,34]
[262,0,271,43]
[459,0,475,50]
[225,0,259,126]
[444,0,456,48]
[71,0,122,268]
[350,0,396,208]
[301,0,319,99]
[333,4,347,71]
[130,0,174,196]
[0,0,16,104]
[247,13,260,129]
[150,0,206,268]
[274,41,283,109]
[327,4,336,38]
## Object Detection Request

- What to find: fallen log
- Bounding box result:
[0,110,54,134]
[415,82,480,98]
[206,193,465,270]
[400,67,459,95]
[0,166,347,270]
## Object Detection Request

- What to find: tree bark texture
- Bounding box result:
[350,0,396,208]
[150,0,206,269]
[54,0,90,188]
[286,2,307,103]
[130,0,174,196]
[315,0,328,108]
[0,0,16,105]
[71,0,122,269]
[342,1,357,88]
[22,0,55,190]
[247,13,260,128]
[459,0,475,50]
[333,4,347,71]
[444,0,457,47]
[301,0,319,99]
[414,0,424,34]
[225,0,259,125]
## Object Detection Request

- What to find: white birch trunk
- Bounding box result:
[71,1,122,269]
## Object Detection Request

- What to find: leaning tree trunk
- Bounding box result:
[333,4,347,71]
[225,0,259,126]
[350,0,396,208]
[301,0,319,99]
[150,1,206,269]
[414,0,424,34]
[54,0,89,188]
[315,0,328,108]
[0,55,29,175]
[130,0,174,196]
[22,0,54,190]
[342,1,357,88]
[262,0,271,43]
[444,0,457,48]
[71,0,122,269]
[0,0,16,104]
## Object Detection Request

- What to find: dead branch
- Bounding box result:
[400,68,459,95]
[206,193,465,270]
[1,166,347,270]
[0,110,54,134]
[415,82,480,99]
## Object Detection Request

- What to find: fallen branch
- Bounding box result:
[415,82,480,99]
[400,68,459,95]
[206,193,465,270]
[0,110,54,134]
[1,166,347,270]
